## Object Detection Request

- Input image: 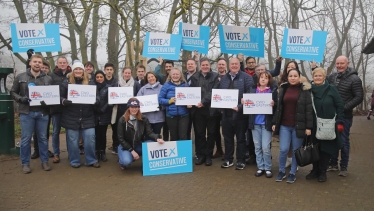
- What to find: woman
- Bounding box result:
[246,72,277,178]
[117,98,164,169]
[111,67,141,154]
[158,67,189,141]
[272,68,313,183]
[137,72,164,135]
[94,71,112,162]
[60,62,100,168]
[306,68,344,182]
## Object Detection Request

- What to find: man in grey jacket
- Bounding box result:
[11,54,53,174]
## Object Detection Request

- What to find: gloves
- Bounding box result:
[27,49,34,59]
[63,99,73,106]
[168,98,174,104]
[337,124,344,133]
[19,97,31,104]
[40,101,48,107]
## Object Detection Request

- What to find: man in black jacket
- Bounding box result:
[327,55,363,177]
[11,54,53,173]
[134,64,146,87]
[190,58,220,166]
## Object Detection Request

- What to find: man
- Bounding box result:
[154,57,173,85]
[217,58,227,80]
[219,58,253,170]
[45,56,72,163]
[184,58,198,85]
[41,60,50,74]
[84,61,95,78]
[103,63,119,154]
[327,55,363,177]
[11,54,53,173]
[135,64,146,87]
[190,58,220,166]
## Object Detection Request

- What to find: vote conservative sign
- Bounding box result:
[218,24,264,57]
[142,32,182,60]
[179,22,210,54]
[280,28,328,62]
[10,23,61,53]
[142,140,193,176]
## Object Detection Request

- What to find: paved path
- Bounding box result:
[0,116,373,210]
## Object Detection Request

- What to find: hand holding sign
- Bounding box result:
[157,139,165,144]
[276,56,283,62]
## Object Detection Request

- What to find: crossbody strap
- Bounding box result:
[311,91,336,119]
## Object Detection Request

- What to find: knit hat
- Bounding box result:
[72,62,85,71]
[127,98,140,108]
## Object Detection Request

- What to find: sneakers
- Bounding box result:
[338,167,348,177]
[255,169,265,177]
[287,174,296,183]
[306,170,319,180]
[111,146,118,155]
[195,156,206,165]
[42,162,51,171]
[235,162,245,170]
[221,160,233,168]
[265,170,273,178]
[275,171,286,182]
[285,157,292,168]
[89,162,100,168]
[22,165,31,174]
[327,165,339,171]
[205,156,212,166]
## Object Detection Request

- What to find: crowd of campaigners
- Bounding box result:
[10,49,363,184]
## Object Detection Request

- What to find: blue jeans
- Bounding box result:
[118,140,154,167]
[252,125,272,170]
[51,113,62,155]
[20,112,49,165]
[331,118,352,168]
[66,128,97,166]
[279,125,303,175]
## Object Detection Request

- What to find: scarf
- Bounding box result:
[119,76,134,87]
[256,86,271,93]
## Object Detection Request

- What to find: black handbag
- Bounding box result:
[294,136,319,167]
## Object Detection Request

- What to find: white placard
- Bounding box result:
[28,85,60,106]
[175,87,201,105]
[67,84,96,104]
[135,94,159,113]
[243,93,272,114]
[108,87,134,104]
[211,89,239,108]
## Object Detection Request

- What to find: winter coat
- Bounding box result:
[49,67,72,114]
[189,70,221,117]
[248,85,278,131]
[158,81,189,117]
[272,82,313,138]
[137,82,165,124]
[117,115,161,151]
[311,80,344,154]
[327,67,363,119]
[60,74,97,130]
[95,84,112,126]
[219,71,253,120]
[11,70,52,115]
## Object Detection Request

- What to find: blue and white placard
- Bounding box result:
[175,87,201,105]
[135,94,159,113]
[142,32,182,60]
[28,85,60,106]
[142,140,193,176]
[218,25,264,57]
[10,23,61,53]
[243,93,272,114]
[67,84,96,104]
[108,87,133,104]
[179,22,210,54]
[280,28,328,62]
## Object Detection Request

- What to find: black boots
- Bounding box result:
[100,150,108,162]
[306,169,319,180]
[318,172,327,182]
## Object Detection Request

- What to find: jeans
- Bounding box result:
[252,125,272,170]
[33,115,51,151]
[166,115,189,141]
[66,128,97,166]
[278,125,303,175]
[118,140,154,166]
[51,113,62,155]
[222,116,248,163]
[20,112,49,165]
[331,118,352,168]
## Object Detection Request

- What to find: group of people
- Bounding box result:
[11,50,363,184]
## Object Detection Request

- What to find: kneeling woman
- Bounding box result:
[117,98,165,168]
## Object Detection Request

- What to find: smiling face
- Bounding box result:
[41,64,50,74]
[335,56,349,73]
[147,73,157,85]
[313,69,326,85]
[186,60,196,73]
[287,69,300,85]
[229,58,240,74]
[95,73,105,83]
[165,63,173,74]
[73,67,84,78]
[57,58,68,71]
[217,59,227,73]
[200,60,210,74]
[85,65,94,74]
[129,107,139,115]
[286,61,297,72]
[136,67,145,80]
[30,57,43,72]
[170,69,181,82]
[123,68,132,81]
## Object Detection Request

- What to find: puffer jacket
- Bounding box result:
[49,67,72,114]
[327,67,363,119]
[137,82,165,123]
[60,74,97,130]
[117,115,161,151]
[219,71,253,120]
[272,82,313,138]
[158,81,189,117]
[11,70,52,115]
[95,84,112,126]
